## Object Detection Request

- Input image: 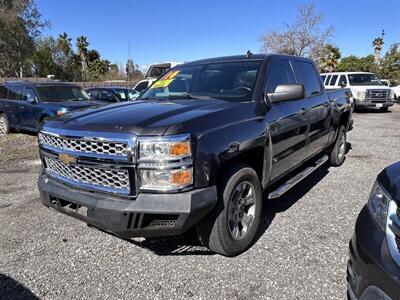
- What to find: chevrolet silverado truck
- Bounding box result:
[0,81,100,134]
[37,54,352,256]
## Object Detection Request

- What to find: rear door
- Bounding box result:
[265,58,309,180]
[7,85,31,129]
[22,87,39,129]
[292,59,331,157]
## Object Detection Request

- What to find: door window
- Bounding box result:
[8,85,23,100]
[293,61,322,97]
[265,59,296,93]
[135,81,149,93]
[339,75,347,86]
[99,90,118,102]
[0,85,7,99]
[86,89,99,100]
[23,88,36,102]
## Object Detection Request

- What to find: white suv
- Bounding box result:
[321,72,394,111]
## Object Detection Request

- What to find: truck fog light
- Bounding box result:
[139,168,193,191]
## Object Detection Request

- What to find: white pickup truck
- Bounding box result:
[134,62,181,93]
[321,72,395,112]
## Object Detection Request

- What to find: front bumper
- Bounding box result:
[38,172,217,238]
[354,99,394,108]
[347,206,400,299]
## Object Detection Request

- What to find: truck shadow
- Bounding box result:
[0,274,39,300]
[127,166,330,257]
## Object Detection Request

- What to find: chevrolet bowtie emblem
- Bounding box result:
[59,153,77,165]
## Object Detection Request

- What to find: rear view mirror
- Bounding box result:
[267,84,305,103]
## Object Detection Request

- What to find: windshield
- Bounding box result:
[37,86,91,102]
[140,61,262,102]
[348,73,384,86]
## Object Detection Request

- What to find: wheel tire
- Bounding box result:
[197,164,262,256]
[330,125,347,167]
[0,113,10,135]
[380,107,389,112]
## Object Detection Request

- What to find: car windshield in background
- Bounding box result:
[140,61,262,102]
[348,73,384,86]
[37,86,91,102]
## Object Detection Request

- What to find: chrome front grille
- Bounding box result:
[38,133,129,159]
[386,200,400,267]
[368,90,389,99]
[44,156,130,194]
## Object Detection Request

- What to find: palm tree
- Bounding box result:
[319,44,341,73]
[76,35,89,78]
[58,32,72,57]
[373,37,384,65]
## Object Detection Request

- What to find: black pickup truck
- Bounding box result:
[37,54,352,256]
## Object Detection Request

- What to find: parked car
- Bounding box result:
[321,72,395,112]
[347,161,400,299]
[391,84,400,102]
[133,62,181,93]
[0,81,100,134]
[37,54,352,256]
[86,87,140,103]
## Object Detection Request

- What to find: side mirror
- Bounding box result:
[27,96,38,104]
[339,81,347,87]
[267,84,305,103]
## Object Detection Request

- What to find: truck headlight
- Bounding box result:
[57,107,69,115]
[367,181,390,231]
[138,134,193,192]
[356,91,366,100]
[139,134,191,161]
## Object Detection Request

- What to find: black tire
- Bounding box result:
[330,125,346,167]
[197,164,262,256]
[380,107,389,112]
[0,113,10,135]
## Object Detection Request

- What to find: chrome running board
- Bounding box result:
[268,155,329,199]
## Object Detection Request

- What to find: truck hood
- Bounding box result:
[41,100,102,111]
[43,99,252,136]
[349,85,391,92]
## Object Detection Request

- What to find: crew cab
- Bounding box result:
[0,81,100,134]
[37,54,352,256]
[321,72,395,112]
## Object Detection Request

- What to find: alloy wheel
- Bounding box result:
[227,181,257,240]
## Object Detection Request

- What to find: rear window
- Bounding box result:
[37,85,90,102]
[293,61,322,97]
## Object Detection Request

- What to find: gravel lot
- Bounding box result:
[1,105,399,300]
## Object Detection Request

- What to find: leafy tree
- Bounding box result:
[260,4,333,62]
[379,43,400,85]
[336,55,376,73]
[319,44,341,72]
[0,0,48,77]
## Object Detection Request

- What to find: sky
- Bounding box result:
[36,0,400,70]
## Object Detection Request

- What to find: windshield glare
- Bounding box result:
[37,86,91,102]
[140,61,262,102]
[348,73,383,86]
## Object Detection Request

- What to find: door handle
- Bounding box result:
[298,108,309,115]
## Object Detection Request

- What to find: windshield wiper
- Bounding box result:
[167,93,213,100]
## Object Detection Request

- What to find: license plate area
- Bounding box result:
[376,103,383,108]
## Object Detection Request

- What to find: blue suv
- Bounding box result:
[0,81,100,134]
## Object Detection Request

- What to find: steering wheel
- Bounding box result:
[234,86,252,92]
